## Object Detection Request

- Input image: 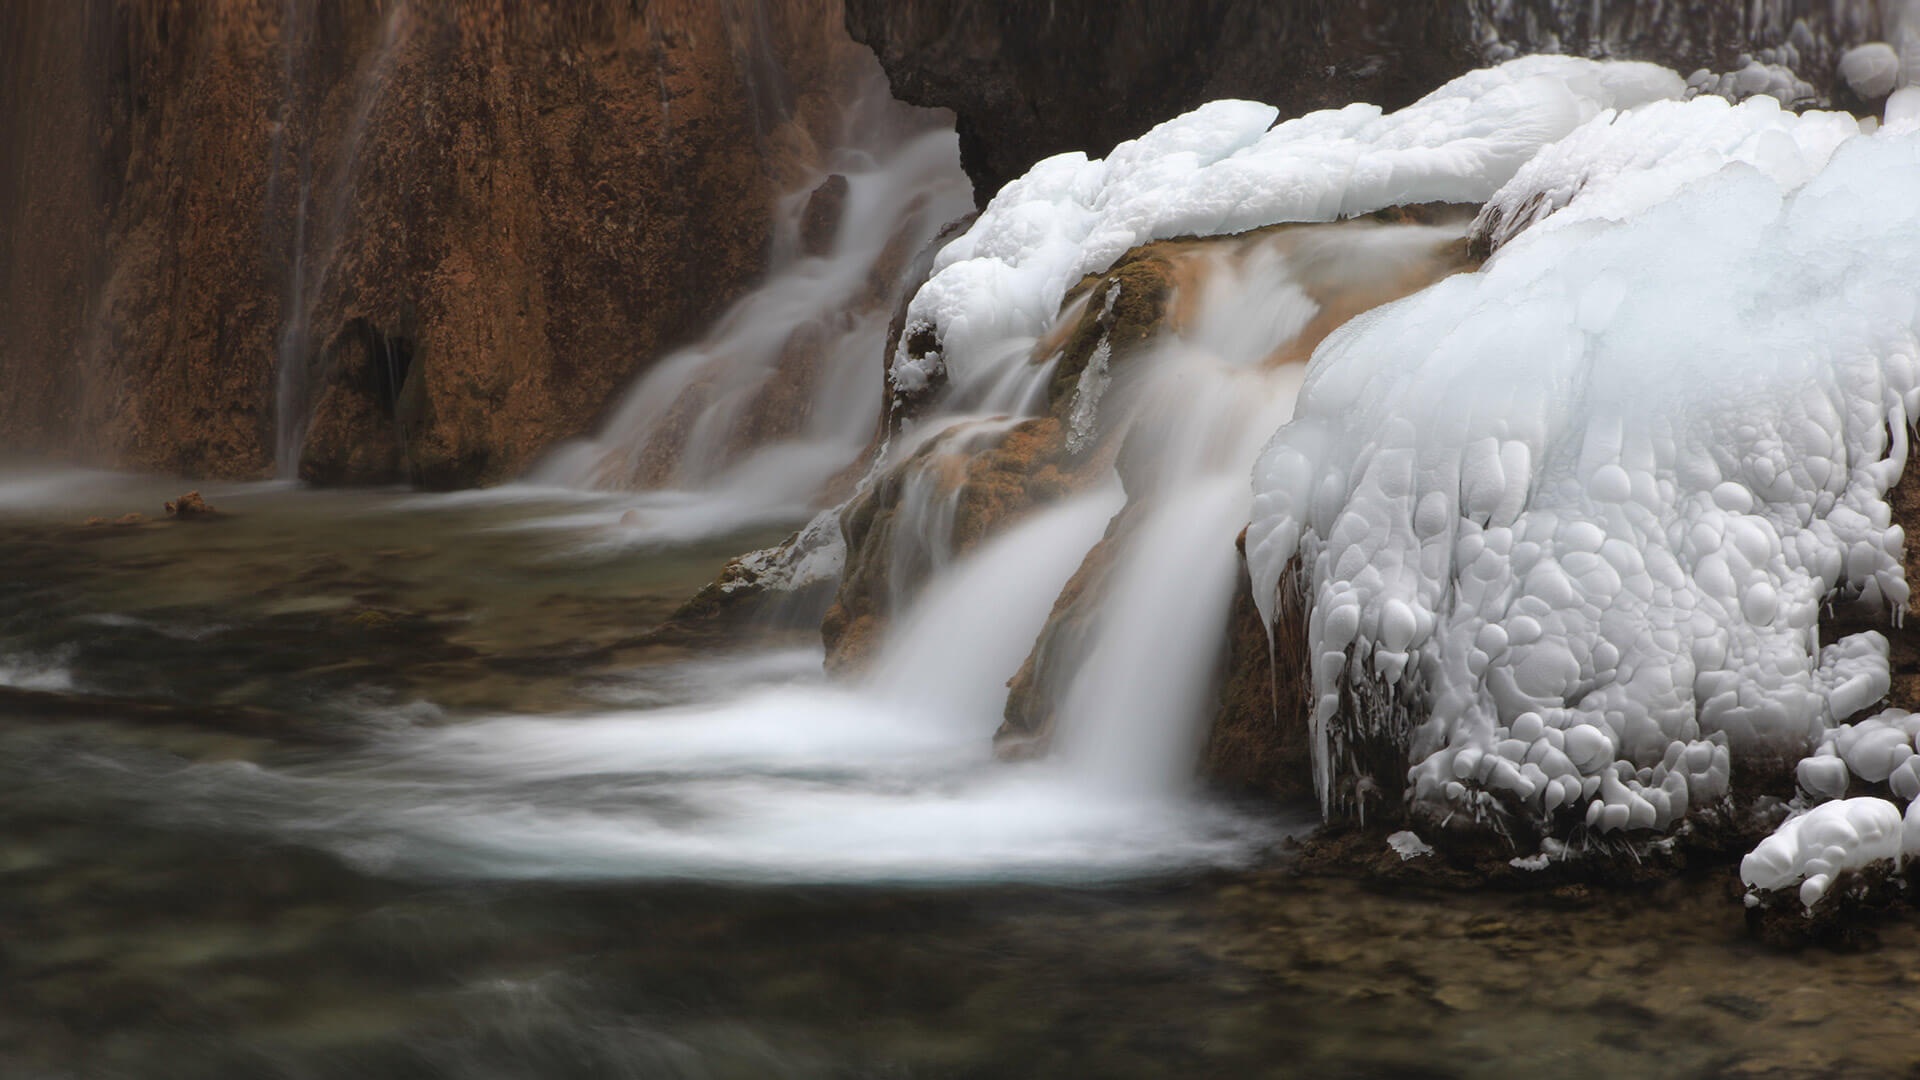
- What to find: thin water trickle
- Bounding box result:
[273,2,416,477]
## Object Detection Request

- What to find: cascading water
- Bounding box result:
[1041,222,1475,792]
[528,74,974,544]
[109,217,1474,884]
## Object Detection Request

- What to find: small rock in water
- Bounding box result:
[164,491,217,518]
[1387,830,1434,860]
[799,173,850,257]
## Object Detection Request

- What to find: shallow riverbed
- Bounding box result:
[2,468,1914,1079]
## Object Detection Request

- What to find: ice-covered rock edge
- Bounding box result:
[889,56,1687,406]
[1246,89,1920,900]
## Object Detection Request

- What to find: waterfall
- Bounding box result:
[1036,222,1471,792]
[528,73,973,541]
[123,215,1476,884]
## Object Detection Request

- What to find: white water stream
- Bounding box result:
[120,221,1471,885]
[528,74,974,546]
[30,75,1473,884]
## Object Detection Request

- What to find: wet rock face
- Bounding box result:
[818,246,1178,673]
[1,0,873,485]
[843,0,1881,201]
[1199,549,1316,807]
[798,173,850,257]
[2,1,284,477]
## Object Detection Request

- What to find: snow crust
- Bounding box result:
[1387,830,1434,860]
[725,507,846,597]
[1246,102,1920,841]
[892,56,1684,401]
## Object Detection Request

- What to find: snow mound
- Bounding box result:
[893,56,1684,402]
[1246,102,1920,838]
[1740,798,1907,908]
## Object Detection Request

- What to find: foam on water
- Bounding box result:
[0,654,74,692]
[128,491,1287,884]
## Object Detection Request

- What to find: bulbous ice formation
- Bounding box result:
[1740,797,1907,908]
[1246,98,1920,840]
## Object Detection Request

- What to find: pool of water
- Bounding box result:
[1,467,1913,1079]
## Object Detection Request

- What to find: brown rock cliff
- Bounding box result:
[1,0,885,486]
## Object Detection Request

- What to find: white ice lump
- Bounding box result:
[1797,707,1920,800]
[1473,94,1857,254]
[1840,43,1902,101]
[1740,797,1908,908]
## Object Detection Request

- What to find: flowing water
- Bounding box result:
[3,467,1917,1079]
[529,73,975,543]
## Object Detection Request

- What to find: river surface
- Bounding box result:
[2,467,1915,1079]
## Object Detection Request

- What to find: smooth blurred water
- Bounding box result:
[0,467,1907,1079]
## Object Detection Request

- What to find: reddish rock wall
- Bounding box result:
[1,0,878,486]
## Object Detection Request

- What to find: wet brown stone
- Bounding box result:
[1743,862,1917,951]
[163,491,216,518]
[297,318,411,485]
[1197,540,1314,804]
